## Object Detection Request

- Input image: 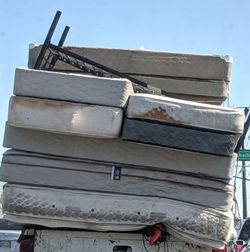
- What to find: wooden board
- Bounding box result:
[3,124,237,179]
[8,96,123,138]
[122,118,240,156]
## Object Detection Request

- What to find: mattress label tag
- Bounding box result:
[111,166,122,180]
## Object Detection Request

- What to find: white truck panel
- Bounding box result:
[33,230,212,252]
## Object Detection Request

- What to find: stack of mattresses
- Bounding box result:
[29,45,232,105]
[0,53,244,249]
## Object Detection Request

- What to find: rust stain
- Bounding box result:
[142,107,182,124]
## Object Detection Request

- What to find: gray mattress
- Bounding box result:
[2,183,234,249]
[14,67,134,108]
[8,96,123,138]
[128,75,228,104]
[3,124,237,180]
[122,118,240,156]
[0,150,233,210]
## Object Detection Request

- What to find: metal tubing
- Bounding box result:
[242,156,247,218]
[49,26,70,69]
[48,44,183,97]
[58,26,70,47]
[235,108,250,153]
[242,108,249,218]
[34,11,62,69]
[49,44,150,88]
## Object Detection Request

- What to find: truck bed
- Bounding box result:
[33,229,212,252]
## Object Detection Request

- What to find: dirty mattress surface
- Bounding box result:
[1,149,234,210]
[126,94,244,133]
[14,67,134,108]
[3,183,234,249]
[123,94,244,155]
[3,125,237,180]
[8,96,123,138]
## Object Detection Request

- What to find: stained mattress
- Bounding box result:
[3,125,237,180]
[2,183,234,248]
[0,149,233,210]
[123,94,244,155]
[126,94,244,133]
[8,96,123,138]
[14,67,134,108]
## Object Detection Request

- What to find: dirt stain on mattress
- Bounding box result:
[142,107,181,124]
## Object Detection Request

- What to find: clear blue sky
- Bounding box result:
[0,0,249,216]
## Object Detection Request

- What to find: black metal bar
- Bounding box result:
[55,52,107,76]
[48,26,70,69]
[34,11,62,69]
[242,108,249,219]
[242,145,248,218]
[48,43,206,98]
[49,43,151,88]
[48,43,178,97]
[58,26,70,47]
[34,11,178,97]
[235,108,250,153]
[35,11,194,98]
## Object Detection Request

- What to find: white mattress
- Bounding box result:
[1,150,234,210]
[2,183,234,248]
[29,45,232,81]
[8,96,123,138]
[129,75,228,98]
[14,67,134,108]
[132,77,228,105]
[3,125,237,180]
[126,94,244,133]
